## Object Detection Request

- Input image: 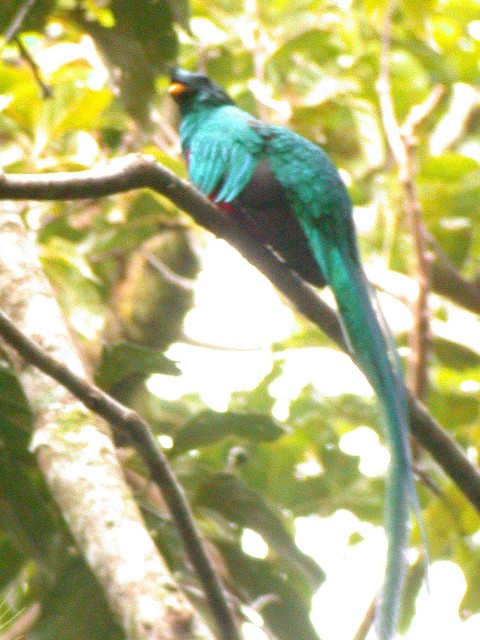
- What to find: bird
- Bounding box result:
[169,68,424,639]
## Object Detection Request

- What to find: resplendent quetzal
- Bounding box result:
[169,68,423,639]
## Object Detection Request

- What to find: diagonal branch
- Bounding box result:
[0,603,41,640]
[0,207,215,640]
[0,304,239,640]
[1,156,480,514]
[427,232,480,315]
[2,0,38,46]
[14,35,52,99]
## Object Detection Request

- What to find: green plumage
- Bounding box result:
[170,68,424,640]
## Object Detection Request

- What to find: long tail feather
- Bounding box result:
[311,217,420,640]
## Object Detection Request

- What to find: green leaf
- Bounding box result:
[363,0,389,16]
[0,0,55,35]
[290,101,362,164]
[441,0,480,23]
[401,0,437,32]
[40,238,106,341]
[424,485,480,591]
[172,409,288,456]
[38,80,112,140]
[269,28,341,71]
[196,472,325,588]
[461,551,480,617]
[390,48,431,120]
[0,536,24,591]
[400,35,455,83]
[433,218,473,269]
[418,154,480,263]
[428,388,479,430]
[420,154,480,183]
[75,0,179,121]
[435,337,480,371]
[0,364,32,449]
[41,237,99,282]
[95,342,179,391]
[230,361,284,413]
[0,451,58,562]
[398,557,427,632]
[165,0,191,29]
[217,541,322,640]
[30,556,125,640]
[3,71,44,137]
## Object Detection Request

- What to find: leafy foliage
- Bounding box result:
[0,364,32,449]
[1,0,480,638]
[30,557,125,640]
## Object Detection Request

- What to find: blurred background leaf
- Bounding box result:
[1,0,480,637]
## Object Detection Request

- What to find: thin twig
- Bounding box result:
[2,0,38,46]
[427,233,480,314]
[376,2,406,170]
[401,86,446,138]
[430,84,480,155]
[376,21,440,636]
[0,308,240,640]
[0,157,479,513]
[15,36,52,99]
[377,1,442,401]
[402,183,431,401]
[180,333,264,351]
[369,236,480,316]
[243,0,268,120]
[143,251,196,291]
[0,602,41,640]
[400,87,445,399]
[1,0,52,99]
[352,597,376,640]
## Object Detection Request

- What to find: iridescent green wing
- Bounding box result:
[188,107,264,202]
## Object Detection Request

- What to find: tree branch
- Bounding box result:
[428,232,480,315]
[2,0,37,46]
[399,87,446,399]
[0,304,239,640]
[352,597,375,640]
[1,156,480,513]
[0,154,349,349]
[15,35,52,99]
[377,2,444,402]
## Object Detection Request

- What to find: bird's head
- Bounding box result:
[169,69,234,114]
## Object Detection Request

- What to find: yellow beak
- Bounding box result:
[168,82,189,96]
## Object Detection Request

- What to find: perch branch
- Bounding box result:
[1,157,480,513]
